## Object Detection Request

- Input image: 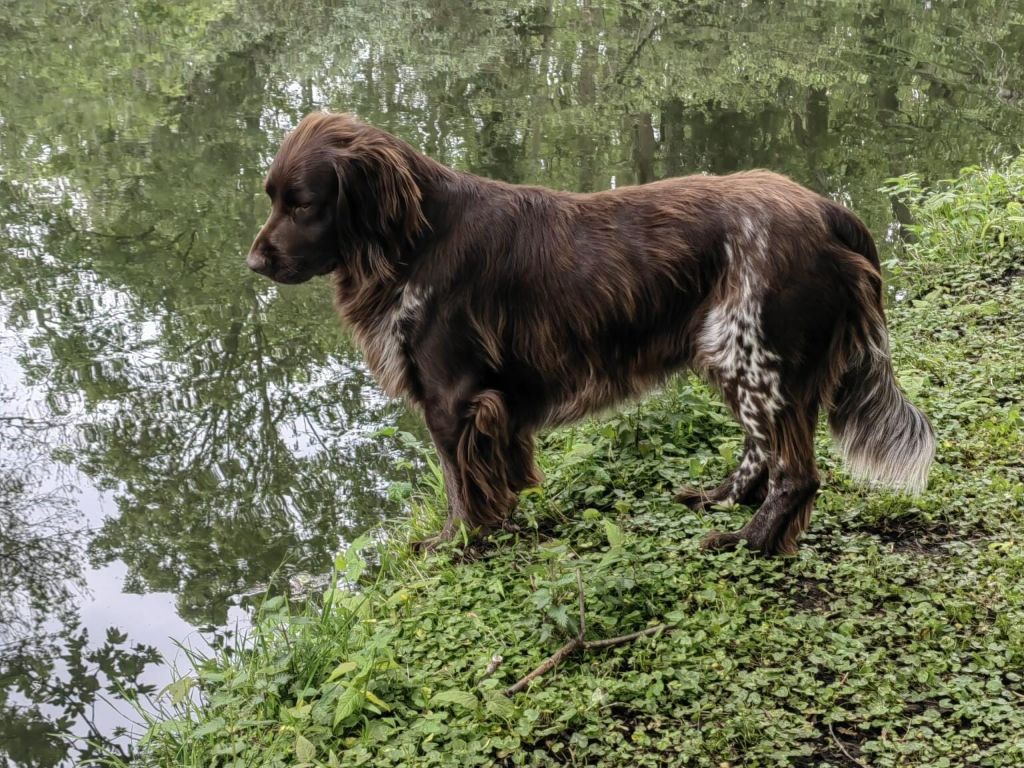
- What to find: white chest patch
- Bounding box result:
[356,285,430,398]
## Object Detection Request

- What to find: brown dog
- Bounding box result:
[247,111,934,555]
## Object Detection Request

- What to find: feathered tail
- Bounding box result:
[823,202,936,494]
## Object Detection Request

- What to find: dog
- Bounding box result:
[247,111,935,555]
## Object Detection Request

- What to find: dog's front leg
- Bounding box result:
[414,389,521,552]
[412,389,484,551]
[410,408,472,552]
[435,448,473,541]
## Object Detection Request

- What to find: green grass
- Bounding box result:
[122,158,1024,767]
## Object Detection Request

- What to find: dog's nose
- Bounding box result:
[246,248,270,274]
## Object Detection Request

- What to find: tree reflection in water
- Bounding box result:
[0,385,160,766]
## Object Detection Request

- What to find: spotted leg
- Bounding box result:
[676,437,769,510]
[701,403,820,555]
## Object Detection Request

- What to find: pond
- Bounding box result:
[1,0,1022,764]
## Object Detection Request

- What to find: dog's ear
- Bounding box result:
[332,126,425,250]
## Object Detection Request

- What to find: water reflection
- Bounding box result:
[1,0,1023,763]
[0,374,160,767]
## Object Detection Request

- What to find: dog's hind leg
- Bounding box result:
[677,334,775,513]
[689,314,820,555]
[701,402,820,556]
[675,436,768,510]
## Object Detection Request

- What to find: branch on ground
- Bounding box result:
[504,568,667,696]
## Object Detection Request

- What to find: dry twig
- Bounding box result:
[504,569,666,695]
[828,723,866,767]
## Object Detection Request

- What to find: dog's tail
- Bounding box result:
[823,203,935,495]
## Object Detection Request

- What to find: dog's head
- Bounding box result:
[247,112,425,284]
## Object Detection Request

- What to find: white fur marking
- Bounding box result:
[722,444,765,505]
[699,225,784,446]
[360,285,429,397]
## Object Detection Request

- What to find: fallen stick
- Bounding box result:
[503,624,666,696]
[828,723,866,767]
[504,637,584,696]
[504,569,667,696]
[584,625,665,650]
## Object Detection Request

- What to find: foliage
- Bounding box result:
[125,160,1024,766]
[0,391,80,640]
[0,388,165,768]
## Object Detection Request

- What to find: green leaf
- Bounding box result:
[689,456,703,479]
[334,686,364,726]
[604,519,625,549]
[192,717,226,738]
[259,595,286,614]
[364,689,391,712]
[663,611,687,626]
[483,690,516,719]
[546,604,570,630]
[335,535,371,583]
[162,675,194,706]
[326,660,359,682]
[717,441,735,462]
[431,689,479,710]
[295,733,315,762]
[286,702,312,721]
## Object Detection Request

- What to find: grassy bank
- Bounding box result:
[125,159,1024,768]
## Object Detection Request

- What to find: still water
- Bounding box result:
[1,0,1022,764]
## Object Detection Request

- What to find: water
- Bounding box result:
[1,1,1022,764]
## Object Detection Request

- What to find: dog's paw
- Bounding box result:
[499,519,522,534]
[675,486,715,510]
[410,532,492,562]
[699,530,744,551]
[410,535,445,555]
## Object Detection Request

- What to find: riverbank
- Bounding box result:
[126,159,1024,767]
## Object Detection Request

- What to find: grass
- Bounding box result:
[121,158,1024,767]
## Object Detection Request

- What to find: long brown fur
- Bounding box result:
[246,112,935,555]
